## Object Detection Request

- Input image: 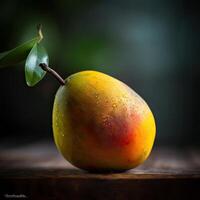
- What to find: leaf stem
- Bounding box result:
[39,63,65,85]
[37,24,43,43]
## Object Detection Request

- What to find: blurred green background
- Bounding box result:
[0,0,199,147]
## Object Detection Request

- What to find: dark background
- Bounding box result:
[0,0,199,147]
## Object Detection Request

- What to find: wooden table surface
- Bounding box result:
[0,142,200,200]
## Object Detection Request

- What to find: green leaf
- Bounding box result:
[0,37,40,67]
[25,43,48,86]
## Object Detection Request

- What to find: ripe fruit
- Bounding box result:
[53,70,156,172]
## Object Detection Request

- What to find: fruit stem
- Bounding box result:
[39,63,65,85]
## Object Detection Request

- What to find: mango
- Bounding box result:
[53,70,156,172]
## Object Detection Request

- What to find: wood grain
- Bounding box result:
[0,142,199,199]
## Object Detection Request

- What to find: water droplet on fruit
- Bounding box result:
[94,93,101,104]
[112,103,117,109]
[102,115,112,128]
[94,92,98,98]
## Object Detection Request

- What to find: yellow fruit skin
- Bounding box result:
[53,70,156,171]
